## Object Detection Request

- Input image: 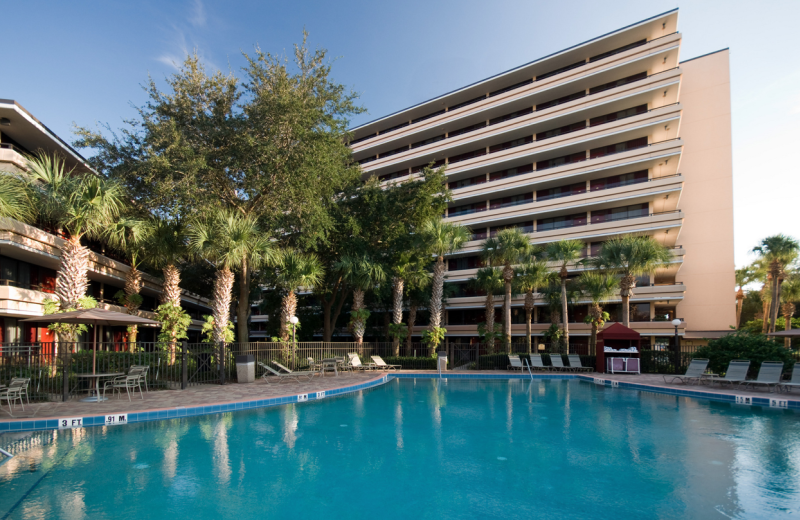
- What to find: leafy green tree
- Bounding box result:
[578,271,618,355]
[516,257,551,352]
[588,235,672,328]
[545,239,584,352]
[273,251,324,341]
[334,255,386,344]
[388,251,429,353]
[779,273,800,347]
[471,267,504,351]
[752,234,799,333]
[735,264,758,329]
[156,302,192,362]
[148,219,188,307]
[692,331,795,378]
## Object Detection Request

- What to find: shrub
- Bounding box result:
[381,356,437,370]
[692,331,796,377]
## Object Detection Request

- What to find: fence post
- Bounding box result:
[181,341,188,390]
[61,350,70,402]
[219,342,226,385]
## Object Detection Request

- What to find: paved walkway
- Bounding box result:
[0,372,384,421]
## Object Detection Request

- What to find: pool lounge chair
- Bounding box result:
[706,360,750,388]
[567,355,593,373]
[508,355,525,371]
[663,358,709,385]
[273,361,317,380]
[371,356,400,371]
[740,361,783,393]
[778,364,800,393]
[527,355,548,371]
[550,355,572,372]
[347,354,376,371]
[259,362,314,383]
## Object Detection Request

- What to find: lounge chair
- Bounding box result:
[527,354,548,371]
[347,353,376,371]
[550,355,571,372]
[567,355,593,373]
[272,361,317,380]
[663,358,709,385]
[740,361,783,393]
[371,356,400,371]
[508,355,525,371]
[259,362,313,383]
[778,364,800,394]
[706,360,750,387]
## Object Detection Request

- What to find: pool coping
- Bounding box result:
[1,372,797,435]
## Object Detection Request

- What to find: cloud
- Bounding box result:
[154,2,218,72]
[189,0,206,28]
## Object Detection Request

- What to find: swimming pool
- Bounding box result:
[1,378,799,519]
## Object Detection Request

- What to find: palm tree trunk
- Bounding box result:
[771,271,784,333]
[589,303,602,355]
[429,257,445,331]
[124,266,143,350]
[769,263,780,333]
[281,291,297,342]
[352,289,366,344]
[237,259,251,345]
[525,290,534,353]
[619,275,636,328]
[391,276,403,352]
[783,302,795,349]
[161,264,182,306]
[591,322,598,356]
[406,304,417,353]
[212,267,235,344]
[56,236,90,310]
[484,292,496,352]
[735,288,744,329]
[560,265,569,351]
[761,282,770,333]
[503,264,513,351]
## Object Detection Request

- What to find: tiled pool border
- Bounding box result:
[2,372,798,434]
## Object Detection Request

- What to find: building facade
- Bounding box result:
[0,99,211,345]
[347,9,735,349]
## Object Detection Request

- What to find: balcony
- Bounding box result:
[448,202,487,218]
[489,193,533,211]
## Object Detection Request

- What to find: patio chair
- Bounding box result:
[550,355,572,372]
[527,354,548,371]
[129,365,150,392]
[10,377,31,404]
[662,358,709,385]
[706,360,750,388]
[371,356,400,371]
[320,358,338,377]
[740,361,784,393]
[335,357,350,373]
[567,355,593,373]
[272,361,317,381]
[347,353,376,371]
[0,385,24,413]
[103,375,143,401]
[778,364,800,394]
[307,357,321,372]
[507,355,525,371]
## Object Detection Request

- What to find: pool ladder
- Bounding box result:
[524,359,533,380]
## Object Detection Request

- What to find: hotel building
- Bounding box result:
[347,9,735,350]
[0,99,211,345]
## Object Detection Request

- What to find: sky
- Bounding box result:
[1,0,798,268]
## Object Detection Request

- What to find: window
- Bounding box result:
[489,164,533,181]
[470,228,488,241]
[590,170,648,191]
[589,39,647,62]
[536,91,586,111]
[412,109,446,124]
[378,169,410,182]
[489,79,533,97]
[448,174,487,190]
[449,202,487,217]
[536,182,586,201]
[449,95,486,111]
[448,148,486,164]
[489,192,533,210]
[357,155,377,165]
[536,60,586,81]
[536,121,586,141]
[381,121,409,134]
[589,104,647,127]
[411,159,445,173]
[448,282,484,298]
[447,309,486,326]
[489,136,533,154]
[589,72,648,95]
[591,203,649,224]
[536,213,587,232]
[536,151,586,170]
[0,255,56,293]
[350,133,377,145]
[411,135,445,149]
[448,122,486,139]
[448,256,482,271]
[489,107,533,126]
[380,145,410,158]
[490,221,533,237]
[589,137,648,159]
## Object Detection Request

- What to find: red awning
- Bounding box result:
[597,323,641,341]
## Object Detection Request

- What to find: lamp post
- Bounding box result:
[289,316,299,369]
[671,318,682,374]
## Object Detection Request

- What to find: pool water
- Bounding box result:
[2,378,799,519]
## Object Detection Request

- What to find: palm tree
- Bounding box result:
[274,251,324,341]
[735,264,757,329]
[589,235,672,328]
[404,284,430,353]
[471,267,505,350]
[780,273,800,348]
[188,210,276,344]
[24,154,125,310]
[105,217,153,349]
[481,228,531,349]
[752,235,800,333]
[515,257,550,352]
[148,219,188,307]
[545,239,584,351]
[0,170,35,222]
[334,255,386,344]
[389,252,428,354]
[421,219,470,341]
[578,271,618,355]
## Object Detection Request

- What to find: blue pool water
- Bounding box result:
[1,378,799,519]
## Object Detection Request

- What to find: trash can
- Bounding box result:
[235,355,255,383]
[437,351,447,372]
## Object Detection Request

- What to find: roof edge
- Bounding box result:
[679,47,729,64]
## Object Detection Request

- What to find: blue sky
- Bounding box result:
[2,0,798,267]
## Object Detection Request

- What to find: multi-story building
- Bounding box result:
[347,9,735,350]
[0,99,211,345]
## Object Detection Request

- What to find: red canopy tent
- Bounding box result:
[596,323,641,373]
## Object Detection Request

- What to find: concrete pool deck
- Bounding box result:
[2,370,799,434]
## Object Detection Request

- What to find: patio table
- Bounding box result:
[321,358,338,377]
[76,372,123,402]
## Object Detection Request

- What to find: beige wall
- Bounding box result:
[675,50,735,332]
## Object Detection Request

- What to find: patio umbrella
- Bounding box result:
[767,329,800,337]
[22,308,160,375]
